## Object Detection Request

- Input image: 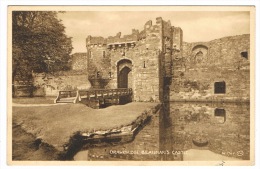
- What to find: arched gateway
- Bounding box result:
[117,59,132,88]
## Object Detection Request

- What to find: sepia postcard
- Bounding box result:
[7,6,255,166]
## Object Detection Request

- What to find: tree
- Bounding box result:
[12,11,73,89]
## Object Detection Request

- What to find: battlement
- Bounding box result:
[86,17,182,50]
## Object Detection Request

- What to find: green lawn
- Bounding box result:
[13,102,159,151]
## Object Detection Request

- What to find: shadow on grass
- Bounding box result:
[12,97,56,104]
[12,123,61,161]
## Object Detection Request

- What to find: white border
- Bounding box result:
[1,0,259,169]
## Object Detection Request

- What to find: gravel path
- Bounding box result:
[12,103,68,107]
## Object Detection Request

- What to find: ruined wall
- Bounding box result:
[33,72,91,96]
[172,27,183,52]
[83,18,249,102]
[71,53,88,70]
[15,52,91,97]
[13,80,33,97]
[15,71,91,97]
[170,34,250,101]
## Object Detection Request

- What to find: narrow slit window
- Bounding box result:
[97,71,100,78]
[214,81,226,94]
[103,51,106,58]
[89,51,92,59]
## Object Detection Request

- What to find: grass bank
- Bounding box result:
[13,102,159,154]
[12,123,59,161]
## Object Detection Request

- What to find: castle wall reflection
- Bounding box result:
[75,102,250,161]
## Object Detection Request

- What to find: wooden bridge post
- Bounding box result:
[87,92,90,100]
[116,95,120,105]
[95,90,97,99]
[101,90,104,98]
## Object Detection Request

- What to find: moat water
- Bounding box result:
[74,102,250,161]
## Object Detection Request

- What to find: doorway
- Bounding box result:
[117,59,132,88]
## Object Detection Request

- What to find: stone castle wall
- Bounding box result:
[170,34,250,101]
[24,17,250,102]
[85,18,250,102]
[33,72,91,96]
[86,17,179,102]
[23,52,91,97]
[87,46,111,80]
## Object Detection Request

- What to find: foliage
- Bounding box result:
[12,11,73,82]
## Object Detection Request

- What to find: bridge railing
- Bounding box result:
[78,88,132,100]
[54,90,79,103]
[55,88,132,103]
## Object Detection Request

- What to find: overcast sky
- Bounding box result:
[57,11,250,53]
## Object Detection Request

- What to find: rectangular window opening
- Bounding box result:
[241,51,248,59]
[214,81,226,94]
[214,108,225,116]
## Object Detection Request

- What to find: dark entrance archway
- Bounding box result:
[117,59,132,88]
[118,67,131,88]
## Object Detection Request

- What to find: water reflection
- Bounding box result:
[170,102,250,161]
[74,102,250,161]
[214,108,226,124]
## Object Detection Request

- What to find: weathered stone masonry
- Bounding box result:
[171,34,250,101]
[28,17,250,102]
[32,72,90,96]
[86,17,183,102]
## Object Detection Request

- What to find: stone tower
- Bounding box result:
[86,17,183,102]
